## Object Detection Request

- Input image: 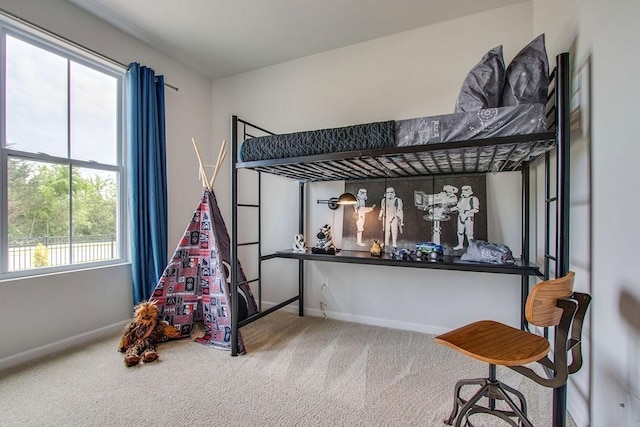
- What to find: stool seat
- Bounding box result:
[435,320,550,367]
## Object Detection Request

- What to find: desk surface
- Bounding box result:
[270,249,542,277]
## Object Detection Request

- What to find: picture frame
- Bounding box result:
[341,174,487,254]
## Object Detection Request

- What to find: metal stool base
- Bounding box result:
[444,373,533,427]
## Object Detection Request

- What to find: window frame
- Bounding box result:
[0,16,128,279]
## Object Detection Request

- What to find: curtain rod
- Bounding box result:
[0,8,179,92]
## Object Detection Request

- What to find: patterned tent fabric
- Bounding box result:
[151,188,258,354]
[239,120,396,162]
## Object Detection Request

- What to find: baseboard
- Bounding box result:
[0,320,129,371]
[567,379,590,427]
[261,301,449,336]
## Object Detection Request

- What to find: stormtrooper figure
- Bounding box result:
[354,188,375,247]
[451,185,480,250]
[378,187,404,248]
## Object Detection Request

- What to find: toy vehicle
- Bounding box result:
[390,247,413,261]
[415,241,444,261]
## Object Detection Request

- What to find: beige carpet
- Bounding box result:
[0,311,574,426]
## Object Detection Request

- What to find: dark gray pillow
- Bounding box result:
[454,45,505,113]
[460,240,516,264]
[501,34,549,106]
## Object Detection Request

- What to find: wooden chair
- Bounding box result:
[435,271,591,426]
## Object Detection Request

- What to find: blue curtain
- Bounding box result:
[127,63,167,304]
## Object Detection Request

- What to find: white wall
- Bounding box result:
[533,1,593,424]
[0,0,213,369]
[212,3,535,337]
[5,2,635,426]
[535,0,640,425]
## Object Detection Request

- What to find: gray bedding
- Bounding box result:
[239,104,548,163]
[395,103,546,147]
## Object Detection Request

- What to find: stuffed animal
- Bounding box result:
[370,239,383,257]
[118,300,182,367]
[311,224,337,255]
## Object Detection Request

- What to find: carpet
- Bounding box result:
[0,311,574,426]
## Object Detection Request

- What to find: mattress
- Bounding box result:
[239,120,396,162]
[239,104,548,164]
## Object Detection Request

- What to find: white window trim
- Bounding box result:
[0,12,129,279]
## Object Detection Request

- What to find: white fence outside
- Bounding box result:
[8,236,117,271]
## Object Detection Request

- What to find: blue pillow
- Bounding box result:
[454,45,506,113]
[501,34,549,106]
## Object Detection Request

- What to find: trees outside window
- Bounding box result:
[1,20,126,276]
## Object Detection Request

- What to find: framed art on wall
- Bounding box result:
[341,175,487,254]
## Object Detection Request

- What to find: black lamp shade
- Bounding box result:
[317,192,357,210]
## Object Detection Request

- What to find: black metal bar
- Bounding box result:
[486,145,500,172]
[235,117,275,136]
[231,115,240,357]
[258,171,262,313]
[462,149,467,173]
[299,181,305,317]
[238,203,259,208]
[428,151,445,174]
[544,150,552,280]
[521,166,530,330]
[444,149,455,173]
[556,52,572,278]
[553,51,572,427]
[238,241,259,247]
[238,295,300,327]
[510,140,544,172]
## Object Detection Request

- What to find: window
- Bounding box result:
[1,17,126,277]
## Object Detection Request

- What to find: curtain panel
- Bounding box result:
[127,63,167,304]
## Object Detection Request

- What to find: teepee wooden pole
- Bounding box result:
[191,138,210,189]
[209,140,227,188]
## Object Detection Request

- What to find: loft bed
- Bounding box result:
[229,51,572,427]
[230,52,570,350]
[230,51,570,358]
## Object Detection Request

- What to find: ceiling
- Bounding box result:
[69,0,527,80]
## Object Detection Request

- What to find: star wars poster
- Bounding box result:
[341,175,487,255]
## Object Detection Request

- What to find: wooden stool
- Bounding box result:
[435,272,591,426]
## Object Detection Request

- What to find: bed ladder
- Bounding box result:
[230,116,305,356]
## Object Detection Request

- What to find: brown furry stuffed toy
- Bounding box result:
[118,300,182,367]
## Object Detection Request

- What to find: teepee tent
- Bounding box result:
[150,140,258,353]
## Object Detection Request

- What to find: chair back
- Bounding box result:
[525,271,575,327]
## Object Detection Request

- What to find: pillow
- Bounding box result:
[454,45,505,113]
[460,240,516,264]
[501,34,549,106]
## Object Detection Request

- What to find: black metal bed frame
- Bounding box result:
[230,52,572,426]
